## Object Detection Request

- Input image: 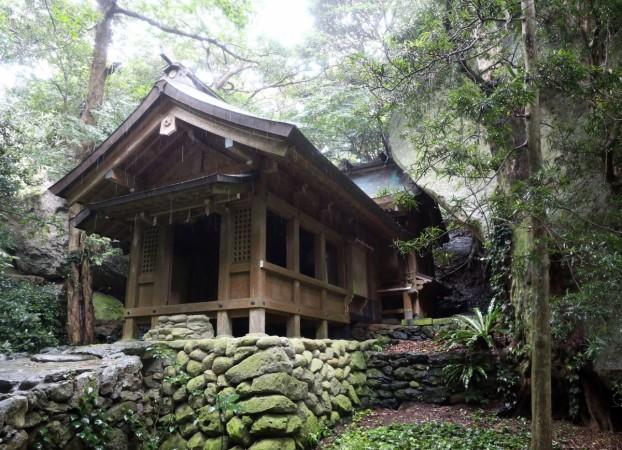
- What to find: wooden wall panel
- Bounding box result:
[325,292,344,313]
[266,273,293,303]
[229,272,250,299]
[300,284,321,309]
[138,284,154,307]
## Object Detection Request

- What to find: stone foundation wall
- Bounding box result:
[0,342,159,450]
[351,320,453,342]
[157,336,373,450]
[0,334,467,449]
[365,351,462,408]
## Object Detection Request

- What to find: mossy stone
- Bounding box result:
[226,416,250,446]
[224,347,292,385]
[186,360,204,377]
[212,357,234,375]
[187,375,206,392]
[159,434,187,450]
[196,407,222,436]
[248,373,307,400]
[348,371,366,386]
[296,401,320,440]
[92,292,124,320]
[202,437,228,450]
[351,351,366,370]
[176,351,190,367]
[309,358,323,373]
[250,414,301,436]
[173,386,188,402]
[248,438,296,450]
[237,395,297,414]
[187,432,205,450]
[331,394,352,414]
[175,404,194,423]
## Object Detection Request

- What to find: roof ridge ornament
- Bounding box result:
[160,53,225,101]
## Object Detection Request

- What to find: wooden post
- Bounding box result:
[122,217,143,340]
[217,311,232,336]
[287,216,301,310]
[316,319,328,339]
[250,182,267,300]
[287,314,301,337]
[403,291,413,324]
[413,292,424,318]
[154,224,173,306]
[218,210,232,300]
[249,308,266,334]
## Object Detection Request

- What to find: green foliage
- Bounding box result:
[0,276,64,353]
[394,226,446,255]
[70,383,112,450]
[438,304,501,352]
[325,421,534,450]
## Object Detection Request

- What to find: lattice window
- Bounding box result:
[232,208,251,263]
[141,226,159,273]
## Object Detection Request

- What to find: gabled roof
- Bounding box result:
[50,63,407,239]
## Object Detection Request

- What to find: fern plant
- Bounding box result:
[438,303,501,351]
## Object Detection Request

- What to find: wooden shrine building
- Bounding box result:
[50,63,444,339]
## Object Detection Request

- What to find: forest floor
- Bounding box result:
[319,403,622,449]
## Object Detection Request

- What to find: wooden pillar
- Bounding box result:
[413,292,424,318]
[122,217,143,340]
[250,182,267,300]
[218,210,232,301]
[403,291,413,324]
[287,314,301,337]
[217,311,232,336]
[249,308,266,334]
[154,224,173,306]
[316,319,328,339]
[287,216,301,311]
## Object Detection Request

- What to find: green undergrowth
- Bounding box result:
[325,421,538,450]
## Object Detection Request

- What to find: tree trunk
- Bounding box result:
[521,1,552,449]
[66,0,115,345]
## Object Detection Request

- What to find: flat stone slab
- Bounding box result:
[30,354,97,363]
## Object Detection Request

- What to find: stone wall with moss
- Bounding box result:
[0,342,161,450]
[157,335,373,450]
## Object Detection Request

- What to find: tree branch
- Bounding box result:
[112,6,257,64]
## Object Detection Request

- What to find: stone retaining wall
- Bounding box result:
[351,319,453,342]
[365,351,462,409]
[0,335,467,449]
[0,342,159,450]
[157,336,372,450]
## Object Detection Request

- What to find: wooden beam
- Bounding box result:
[170,106,290,157]
[105,168,144,192]
[67,113,164,204]
[266,192,343,244]
[260,260,347,295]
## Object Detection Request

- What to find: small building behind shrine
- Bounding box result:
[50,63,445,339]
